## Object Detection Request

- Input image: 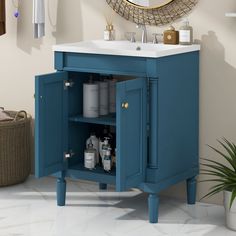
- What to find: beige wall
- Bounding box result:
[1,0,236,205]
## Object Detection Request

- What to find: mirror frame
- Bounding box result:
[106,0,198,26]
[126,0,174,10]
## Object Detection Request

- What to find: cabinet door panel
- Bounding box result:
[35,71,68,178]
[116,78,147,191]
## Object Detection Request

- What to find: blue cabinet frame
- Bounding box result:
[35,50,199,223]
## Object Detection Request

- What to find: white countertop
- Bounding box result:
[53,40,200,58]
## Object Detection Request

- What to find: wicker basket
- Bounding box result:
[0,110,31,186]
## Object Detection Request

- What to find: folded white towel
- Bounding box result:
[0,108,13,122]
[33,0,45,38]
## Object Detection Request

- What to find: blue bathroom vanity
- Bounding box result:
[35,40,200,223]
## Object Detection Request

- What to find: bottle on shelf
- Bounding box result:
[83,76,99,118]
[86,133,99,164]
[84,140,96,170]
[98,126,108,163]
[100,137,111,164]
[97,80,109,116]
[103,148,112,172]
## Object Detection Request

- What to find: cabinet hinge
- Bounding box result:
[64,80,74,90]
[64,150,75,160]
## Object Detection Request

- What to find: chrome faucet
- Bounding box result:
[136,24,147,43]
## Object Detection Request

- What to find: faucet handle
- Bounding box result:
[125,32,136,43]
[152,33,163,44]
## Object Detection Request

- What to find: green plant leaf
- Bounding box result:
[222,138,236,162]
[201,138,236,202]
[201,163,236,178]
[200,170,228,178]
[201,170,236,183]
[209,182,236,191]
[229,189,236,209]
[201,158,236,176]
[200,185,226,200]
[218,139,236,169]
[207,144,236,171]
[198,179,226,183]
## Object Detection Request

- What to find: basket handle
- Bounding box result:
[14,110,27,121]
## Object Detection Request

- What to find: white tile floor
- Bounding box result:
[0,176,235,236]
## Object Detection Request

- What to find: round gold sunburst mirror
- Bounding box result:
[106,0,198,26]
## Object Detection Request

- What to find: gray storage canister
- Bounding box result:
[0,109,31,186]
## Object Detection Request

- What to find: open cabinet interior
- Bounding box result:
[66,72,140,181]
[35,70,147,190]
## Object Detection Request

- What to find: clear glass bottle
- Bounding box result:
[101,137,111,164]
[84,140,96,170]
[86,133,99,164]
[179,19,193,45]
[103,148,112,172]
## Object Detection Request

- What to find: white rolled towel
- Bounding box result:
[33,0,45,38]
[0,108,13,121]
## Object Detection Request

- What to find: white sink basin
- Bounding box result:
[53,40,200,58]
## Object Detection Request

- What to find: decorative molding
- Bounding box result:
[106,0,198,26]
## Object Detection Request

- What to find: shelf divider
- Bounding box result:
[69,114,116,126]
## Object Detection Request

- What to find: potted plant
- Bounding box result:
[201,138,236,231]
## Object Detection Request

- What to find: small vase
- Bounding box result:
[224,191,236,231]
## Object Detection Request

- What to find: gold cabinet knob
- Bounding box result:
[122,102,129,109]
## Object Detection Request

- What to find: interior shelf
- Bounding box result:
[69,114,116,126]
[68,162,116,184]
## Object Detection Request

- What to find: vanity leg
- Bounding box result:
[57,177,66,206]
[99,183,107,190]
[186,176,197,205]
[148,193,159,223]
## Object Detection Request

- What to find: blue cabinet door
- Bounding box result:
[35,71,68,178]
[116,78,147,191]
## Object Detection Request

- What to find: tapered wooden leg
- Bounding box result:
[99,183,107,190]
[57,177,66,206]
[148,194,159,223]
[186,176,197,205]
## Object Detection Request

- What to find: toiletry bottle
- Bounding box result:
[179,19,193,45]
[163,25,179,45]
[98,126,109,163]
[101,137,111,165]
[86,133,99,164]
[103,148,112,172]
[97,80,109,116]
[84,140,96,170]
[83,78,99,118]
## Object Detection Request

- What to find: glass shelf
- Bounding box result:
[69,114,116,126]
